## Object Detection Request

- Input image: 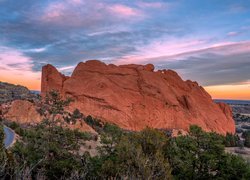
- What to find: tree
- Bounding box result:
[97,127,172,179]
[39,90,72,127]
[84,115,103,132]
[11,91,91,179]
[224,133,239,147]
[242,131,250,147]
[166,125,250,179]
[99,123,123,155]
[0,124,7,177]
[0,124,14,179]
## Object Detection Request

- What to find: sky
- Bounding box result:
[0,0,250,100]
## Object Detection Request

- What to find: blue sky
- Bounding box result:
[0,0,250,98]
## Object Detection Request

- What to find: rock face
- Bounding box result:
[41,60,235,135]
[5,100,42,124]
[3,100,95,133]
[41,64,69,97]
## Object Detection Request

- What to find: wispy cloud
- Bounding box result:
[109,4,143,18]
[41,1,144,26]
[0,46,40,89]
[136,1,169,9]
[227,31,239,37]
[0,0,250,95]
[144,41,250,86]
[23,46,49,53]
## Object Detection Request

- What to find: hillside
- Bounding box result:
[0,82,38,103]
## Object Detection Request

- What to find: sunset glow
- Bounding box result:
[205,85,250,100]
[0,0,249,100]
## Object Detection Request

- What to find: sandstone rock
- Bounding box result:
[41,64,68,97]
[5,100,42,124]
[41,60,235,135]
[4,100,95,133]
[217,102,233,119]
[144,64,154,72]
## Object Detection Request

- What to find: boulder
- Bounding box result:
[144,64,154,72]
[5,100,42,124]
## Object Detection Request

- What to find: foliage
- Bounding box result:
[84,115,103,132]
[64,108,83,125]
[242,131,250,147]
[2,91,250,179]
[165,125,250,179]
[38,90,72,126]
[99,123,123,155]
[43,90,72,116]
[83,127,172,179]
[11,124,91,179]
[113,128,172,179]
[4,122,250,179]
[224,133,239,147]
[0,124,7,177]
[0,123,15,179]
[8,91,92,179]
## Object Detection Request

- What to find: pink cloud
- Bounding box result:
[0,46,40,90]
[227,31,239,36]
[115,37,250,65]
[209,41,250,55]
[137,1,168,9]
[115,38,209,64]
[69,0,83,4]
[42,2,65,21]
[109,4,143,18]
[41,1,144,26]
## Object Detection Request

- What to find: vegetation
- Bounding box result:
[166,126,250,179]
[84,115,103,132]
[1,91,250,179]
[0,123,15,179]
[224,132,240,147]
[242,131,250,148]
[12,124,91,179]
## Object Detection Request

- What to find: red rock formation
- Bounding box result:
[5,100,42,124]
[41,64,69,97]
[41,60,235,135]
[4,100,95,133]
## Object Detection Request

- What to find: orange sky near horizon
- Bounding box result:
[1,74,249,100]
[205,85,250,100]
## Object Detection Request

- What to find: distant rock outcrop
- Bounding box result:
[3,100,95,133]
[41,60,235,135]
[0,82,38,103]
[5,100,42,124]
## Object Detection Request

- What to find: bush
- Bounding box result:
[8,122,20,131]
[165,125,250,179]
[243,131,250,148]
[84,115,103,132]
[224,133,239,147]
